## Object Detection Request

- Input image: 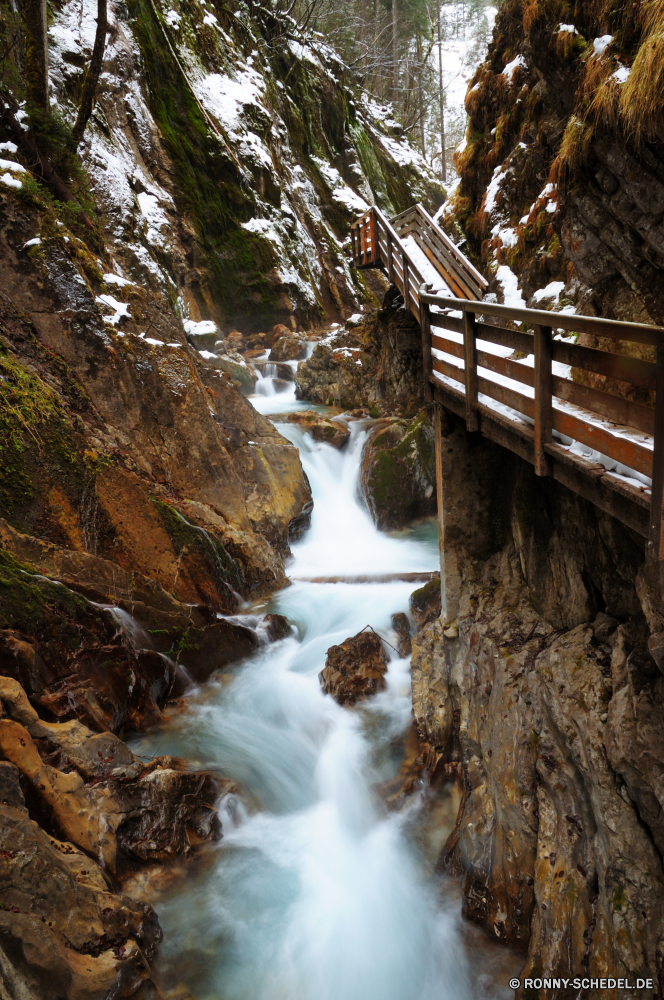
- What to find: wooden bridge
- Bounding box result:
[350,204,664,561]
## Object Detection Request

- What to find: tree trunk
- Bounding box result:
[417,31,425,156]
[23,0,49,110]
[391,0,398,104]
[73,0,108,145]
[438,10,446,183]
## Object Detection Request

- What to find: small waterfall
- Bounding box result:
[130,328,516,999]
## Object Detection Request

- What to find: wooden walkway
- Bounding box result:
[350,205,664,559]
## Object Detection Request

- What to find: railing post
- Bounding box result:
[403,251,410,312]
[534,323,553,476]
[648,335,664,559]
[369,208,377,265]
[387,232,395,284]
[419,283,433,404]
[463,307,479,432]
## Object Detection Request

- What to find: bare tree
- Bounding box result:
[73,0,108,145]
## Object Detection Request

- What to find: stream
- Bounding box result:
[131,367,520,1000]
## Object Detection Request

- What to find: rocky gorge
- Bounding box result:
[1,0,664,996]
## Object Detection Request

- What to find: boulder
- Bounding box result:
[409,575,441,631]
[360,410,436,529]
[282,411,350,449]
[226,329,245,352]
[0,801,162,1000]
[319,629,388,705]
[391,612,412,657]
[213,355,256,396]
[269,335,307,362]
[262,613,292,641]
[0,678,227,871]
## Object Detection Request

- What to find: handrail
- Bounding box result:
[350,203,664,560]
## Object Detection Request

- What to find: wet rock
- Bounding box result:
[295,287,426,414]
[0,802,162,1000]
[409,576,441,631]
[360,410,436,529]
[272,378,292,393]
[263,613,292,641]
[211,354,256,396]
[0,678,227,871]
[391,612,412,657]
[282,411,350,449]
[226,330,245,352]
[269,335,307,362]
[0,761,26,812]
[593,611,619,645]
[319,629,388,705]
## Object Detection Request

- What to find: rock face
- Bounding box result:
[319,630,388,705]
[269,336,307,362]
[409,575,442,631]
[282,411,350,449]
[360,410,436,529]
[411,406,664,995]
[0,677,226,873]
[449,0,664,326]
[295,287,428,415]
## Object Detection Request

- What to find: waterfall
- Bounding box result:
[130,344,517,1000]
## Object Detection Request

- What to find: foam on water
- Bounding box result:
[131,393,515,1000]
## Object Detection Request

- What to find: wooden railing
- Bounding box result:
[350,205,664,559]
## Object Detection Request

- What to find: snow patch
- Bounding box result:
[612,64,631,84]
[502,54,526,82]
[593,35,613,56]
[0,173,21,189]
[24,237,41,247]
[558,23,578,34]
[495,265,524,309]
[96,294,131,325]
[532,281,565,304]
[184,319,218,336]
[103,272,133,287]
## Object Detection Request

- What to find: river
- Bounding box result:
[130,369,519,1000]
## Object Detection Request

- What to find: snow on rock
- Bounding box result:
[495,265,525,309]
[0,142,17,154]
[502,54,526,82]
[184,320,218,336]
[24,238,41,247]
[0,174,21,189]
[483,165,508,215]
[96,294,131,325]
[103,273,133,287]
[531,281,565,304]
[612,64,631,84]
[558,24,578,34]
[593,35,613,56]
[0,157,25,173]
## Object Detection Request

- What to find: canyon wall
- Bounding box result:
[412,406,664,998]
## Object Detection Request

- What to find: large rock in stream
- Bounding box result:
[282,411,350,449]
[319,630,388,705]
[360,410,436,529]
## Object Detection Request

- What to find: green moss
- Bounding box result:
[0,548,88,632]
[154,499,243,595]
[612,884,627,912]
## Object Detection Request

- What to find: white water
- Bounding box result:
[131,397,515,1000]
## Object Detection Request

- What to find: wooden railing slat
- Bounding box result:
[552,341,656,391]
[464,311,479,432]
[648,337,664,557]
[534,324,553,476]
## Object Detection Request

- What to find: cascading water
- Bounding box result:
[131,352,517,1000]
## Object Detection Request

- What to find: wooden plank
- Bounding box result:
[552,377,655,435]
[430,313,464,335]
[477,375,534,420]
[419,293,664,345]
[413,228,478,299]
[432,356,465,383]
[432,381,465,419]
[476,322,534,355]
[432,334,464,361]
[414,204,489,290]
[648,336,664,558]
[552,341,656,391]
[551,408,652,477]
[534,324,553,476]
[464,310,479,432]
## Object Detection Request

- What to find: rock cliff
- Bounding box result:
[411,407,664,997]
[446,0,664,328]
